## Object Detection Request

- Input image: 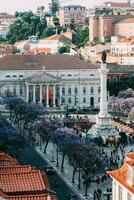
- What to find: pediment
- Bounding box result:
[26,71,60,83]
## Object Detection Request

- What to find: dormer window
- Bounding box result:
[19,75,23,78]
[6,75,10,78]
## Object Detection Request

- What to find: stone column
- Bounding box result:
[46,85,49,107]
[59,85,62,106]
[26,84,29,102]
[99,63,109,117]
[33,85,36,103]
[53,85,56,107]
[40,84,42,104]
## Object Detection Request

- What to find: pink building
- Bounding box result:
[56,5,86,27]
[114,18,134,37]
[89,14,133,42]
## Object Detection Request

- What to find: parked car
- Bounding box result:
[45,166,55,174]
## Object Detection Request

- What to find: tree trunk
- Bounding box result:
[44,139,49,153]
[78,168,81,190]
[72,168,76,183]
[56,145,59,167]
[61,153,65,172]
[85,182,88,196]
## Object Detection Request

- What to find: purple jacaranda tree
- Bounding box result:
[118,88,134,99]
[0,114,26,156]
[108,88,134,115]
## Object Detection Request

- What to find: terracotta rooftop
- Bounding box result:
[108,155,134,194]
[1,194,56,200]
[0,165,34,174]
[105,1,130,7]
[0,152,19,166]
[126,153,134,160]
[43,34,70,41]
[0,170,47,193]
[0,54,99,70]
[0,152,56,200]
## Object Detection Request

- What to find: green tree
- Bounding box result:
[58,45,70,54]
[77,27,89,48]
[50,2,59,15]
[53,16,60,27]
[108,75,134,96]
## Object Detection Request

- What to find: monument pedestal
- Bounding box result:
[88,63,118,137]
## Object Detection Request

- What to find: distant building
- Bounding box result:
[56,5,86,27]
[109,36,134,65]
[114,18,134,38]
[110,36,134,55]
[0,13,16,38]
[108,153,134,200]
[89,14,133,42]
[16,34,72,54]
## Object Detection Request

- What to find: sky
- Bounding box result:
[0,0,128,14]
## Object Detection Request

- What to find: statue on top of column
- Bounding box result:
[102,50,107,63]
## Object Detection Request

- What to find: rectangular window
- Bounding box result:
[118,186,122,200]
[127,193,132,200]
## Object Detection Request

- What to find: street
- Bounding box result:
[18,145,80,200]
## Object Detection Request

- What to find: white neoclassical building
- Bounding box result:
[0,54,101,110]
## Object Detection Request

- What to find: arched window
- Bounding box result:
[74,87,78,94]
[13,75,17,78]
[83,87,86,94]
[62,87,65,95]
[68,98,71,104]
[90,73,94,77]
[91,87,94,94]
[6,75,10,78]
[67,74,72,77]
[83,97,86,103]
[98,97,100,103]
[68,87,71,95]
[19,75,23,78]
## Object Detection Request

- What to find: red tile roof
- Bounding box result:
[0,152,19,166]
[43,34,70,41]
[1,194,56,200]
[0,165,33,174]
[105,1,130,7]
[126,153,134,160]
[0,170,47,193]
[0,54,99,70]
[0,152,56,200]
[108,156,134,194]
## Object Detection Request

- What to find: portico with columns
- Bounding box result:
[25,71,61,108]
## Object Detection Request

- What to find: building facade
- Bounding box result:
[114,18,134,38]
[89,14,132,42]
[0,54,101,110]
[0,13,16,38]
[108,153,134,200]
[56,5,86,27]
